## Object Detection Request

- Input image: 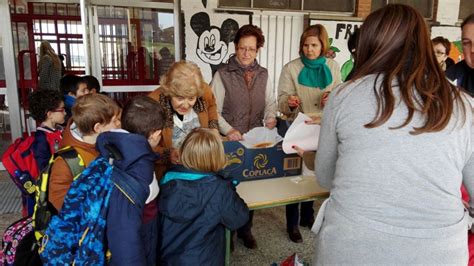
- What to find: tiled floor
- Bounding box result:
[0,171,322,265]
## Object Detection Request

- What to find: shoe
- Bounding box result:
[287,227,303,243]
[237,232,257,249]
[299,217,315,229]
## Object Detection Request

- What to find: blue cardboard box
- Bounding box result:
[220,141,302,182]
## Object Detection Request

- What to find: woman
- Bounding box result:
[277,24,341,244]
[314,4,473,264]
[211,24,277,249]
[38,41,62,91]
[432,36,455,71]
[149,61,218,179]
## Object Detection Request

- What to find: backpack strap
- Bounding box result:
[57,147,84,180]
[111,168,148,210]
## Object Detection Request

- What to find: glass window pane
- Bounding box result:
[46,3,55,15]
[459,0,474,20]
[33,3,45,15]
[57,4,67,16]
[58,21,66,34]
[390,0,432,18]
[371,0,386,12]
[304,0,354,12]
[67,4,79,16]
[98,6,175,85]
[254,0,301,10]
[219,0,251,8]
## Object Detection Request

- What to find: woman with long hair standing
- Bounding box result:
[38,41,62,91]
[314,4,473,264]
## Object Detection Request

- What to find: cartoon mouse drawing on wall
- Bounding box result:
[190,12,239,76]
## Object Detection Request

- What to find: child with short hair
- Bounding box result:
[24,89,65,215]
[60,75,89,120]
[82,75,101,94]
[99,96,164,265]
[158,128,249,265]
[49,93,121,211]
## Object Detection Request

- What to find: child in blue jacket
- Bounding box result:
[158,128,249,266]
[100,96,164,265]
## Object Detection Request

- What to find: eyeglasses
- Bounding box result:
[237,47,257,54]
[50,107,65,113]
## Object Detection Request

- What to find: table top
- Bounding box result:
[236,175,330,210]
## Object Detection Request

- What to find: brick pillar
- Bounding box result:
[355,0,372,19]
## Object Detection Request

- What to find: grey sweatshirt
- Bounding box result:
[315,74,474,232]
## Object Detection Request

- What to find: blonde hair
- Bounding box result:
[159,61,206,98]
[180,128,227,173]
[72,94,121,135]
[38,41,61,70]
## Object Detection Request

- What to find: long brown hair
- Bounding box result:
[350,4,465,135]
[38,41,61,70]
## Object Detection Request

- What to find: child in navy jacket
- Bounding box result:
[158,128,249,266]
[99,96,164,265]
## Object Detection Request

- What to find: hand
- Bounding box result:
[320,91,330,109]
[264,117,277,129]
[288,95,301,108]
[305,115,321,125]
[227,128,242,141]
[170,148,181,164]
[292,145,305,157]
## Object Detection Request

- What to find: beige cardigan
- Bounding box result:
[277,57,341,119]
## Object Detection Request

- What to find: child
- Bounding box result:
[100,96,164,265]
[82,75,101,94]
[22,90,65,216]
[49,93,121,211]
[60,75,89,120]
[158,128,249,265]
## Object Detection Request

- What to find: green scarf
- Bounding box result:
[298,56,333,89]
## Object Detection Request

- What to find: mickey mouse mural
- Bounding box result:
[190,12,239,76]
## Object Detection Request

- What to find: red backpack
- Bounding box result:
[1,127,62,197]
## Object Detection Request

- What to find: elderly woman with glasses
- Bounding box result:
[149,61,219,180]
[210,24,277,249]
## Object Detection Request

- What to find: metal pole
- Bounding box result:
[173,0,181,61]
[0,0,22,139]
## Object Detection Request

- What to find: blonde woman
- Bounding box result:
[38,41,62,91]
[148,61,218,179]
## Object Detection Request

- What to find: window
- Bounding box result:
[219,0,355,13]
[97,6,175,86]
[459,0,474,21]
[371,0,433,18]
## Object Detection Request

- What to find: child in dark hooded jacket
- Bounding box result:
[100,96,164,265]
[158,128,249,265]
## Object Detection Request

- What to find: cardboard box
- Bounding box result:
[220,141,302,182]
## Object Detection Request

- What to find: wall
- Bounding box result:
[182,0,467,87]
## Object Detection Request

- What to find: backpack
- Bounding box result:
[1,217,42,266]
[39,146,148,265]
[1,127,62,196]
[33,146,85,247]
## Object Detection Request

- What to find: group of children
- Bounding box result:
[7,73,249,265]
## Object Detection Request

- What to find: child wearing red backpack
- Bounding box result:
[2,90,65,217]
[26,90,65,215]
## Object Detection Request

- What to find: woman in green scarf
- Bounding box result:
[277,24,341,244]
